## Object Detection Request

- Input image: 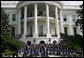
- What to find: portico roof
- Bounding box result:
[1,1,63,8]
[1,1,81,10]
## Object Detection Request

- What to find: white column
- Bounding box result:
[69,25,72,35]
[33,3,38,38]
[60,10,64,33]
[55,6,60,38]
[23,5,27,38]
[69,15,72,35]
[18,9,21,34]
[46,3,51,38]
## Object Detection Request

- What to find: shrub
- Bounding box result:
[62,34,83,53]
[1,34,22,54]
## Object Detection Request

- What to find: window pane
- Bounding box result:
[12,14,16,21]
[63,15,67,21]
[72,15,76,21]
[64,27,68,35]
[12,27,15,37]
[55,28,56,34]
[38,11,43,16]
[73,27,77,35]
[22,27,23,34]
[30,26,32,35]
[39,25,43,35]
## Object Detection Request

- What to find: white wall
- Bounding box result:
[26,19,56,35]
[21,37,61,44]
[2,5,83,36]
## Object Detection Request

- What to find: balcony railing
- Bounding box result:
[25,34,58,37]
[26,35,33,37]
[21,12,55,19]
[38,34,46,37]
[51,34,58,37]
[26,34,46,37]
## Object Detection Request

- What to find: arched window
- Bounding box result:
[39,41,45,44]
[27,41,31,46]
[53,40,57,45]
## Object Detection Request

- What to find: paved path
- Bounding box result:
[48,55,62,57]
[36,55,62,57]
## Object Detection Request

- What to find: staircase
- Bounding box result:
[12,34,27,47]
[16,33,77,57]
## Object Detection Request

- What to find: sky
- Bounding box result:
[1,1,83,7]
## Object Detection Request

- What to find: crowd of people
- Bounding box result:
[13,34,83,57]
[17,44,83,57]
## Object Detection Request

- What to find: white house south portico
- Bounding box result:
[17,2,62,44]
[2,1,82,44]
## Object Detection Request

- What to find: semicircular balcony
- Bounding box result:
[19,3,61,38]
[20,3,60,22]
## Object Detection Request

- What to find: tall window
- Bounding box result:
[12,27,15,37]
[21,27,23,34]
[64,27,68,35]
[55,28,56,34]
[50,26,51,33]
[38,11,43,16]
[39,25,43,35]
[30,25,32,35]
[30,12,34,17]
[63,15,67,21]
[72,15,76,21]
[12,14,16,21]
[73,27,77,35]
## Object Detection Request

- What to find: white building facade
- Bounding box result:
[1,1,82,44]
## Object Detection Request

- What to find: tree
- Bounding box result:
[1,8,22,56]
[1,32,23,57]
[75,4,83,33]
[62,34,83,53]
[1,8,12,36]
